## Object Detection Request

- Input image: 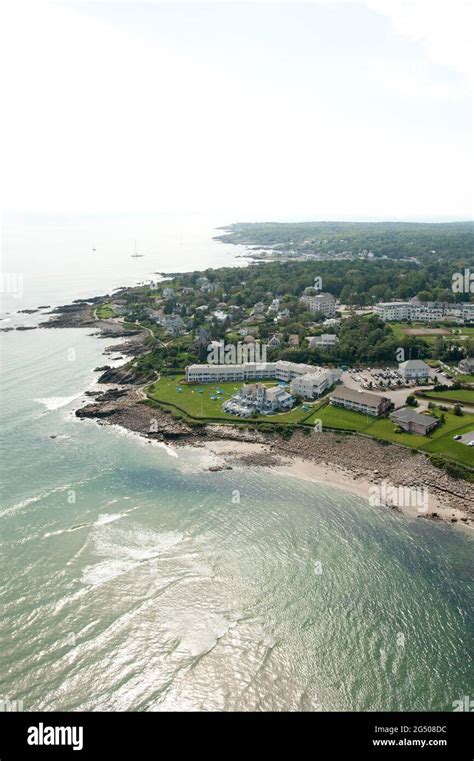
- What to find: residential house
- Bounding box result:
[306,334,339,349]
[268,333,282,347]
[458,357,474,374]
[390,408,439,435]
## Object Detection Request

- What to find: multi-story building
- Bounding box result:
[186,362,277,383]
[398,359,431,380]
[290,369,339,400]
[300,292,336,317]
[222,383,294,417]
[306,334,339,349]
[373,301,474,324]
[329,387,391,417]
[186,360,340,400]
[267,299,280,315]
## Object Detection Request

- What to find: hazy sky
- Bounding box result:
[1,0,472,220]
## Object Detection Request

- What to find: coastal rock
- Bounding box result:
[98,366,139,385]
[76,404,118,419]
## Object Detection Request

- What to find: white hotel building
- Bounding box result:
[373,301,474,324]
[185,361,340,399]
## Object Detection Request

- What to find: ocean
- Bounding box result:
[0,213,472,711]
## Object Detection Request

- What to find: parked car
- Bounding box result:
[453,435,462,441]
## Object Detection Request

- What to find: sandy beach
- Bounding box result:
[201,439,473,529]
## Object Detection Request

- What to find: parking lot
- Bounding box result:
[340,366,440,409]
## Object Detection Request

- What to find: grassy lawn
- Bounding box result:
[146,376,474,466]
[422,422,474,467]
[96,304,115,319]
[147,375,317,424]
[419,389,474,404]
[316,404,372,432]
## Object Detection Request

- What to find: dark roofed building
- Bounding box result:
[390,407,439,435]
[329,386,391,417]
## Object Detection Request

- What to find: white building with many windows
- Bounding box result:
[186,361,340,400]
[398,359,431,380]
[306,334,339,348]
[373,301,474,324]
[300,292,336,317]
[290,368,339,400]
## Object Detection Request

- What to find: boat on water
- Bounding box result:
[131,240,144,258]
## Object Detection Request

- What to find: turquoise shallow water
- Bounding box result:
[0,326,472,712]
[0,215,472,711]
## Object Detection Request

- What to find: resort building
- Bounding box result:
[329,386,391,417]
[300,292,336,317]
[222,383,294,417]
[398,359,431,380]
[186,361,341,400]
[290,369,338,400]
[373,301,474,325]
[186,362,277,383]
[390,408,439,435]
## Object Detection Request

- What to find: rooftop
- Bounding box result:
[390,408,438,427]
[330,386,389,407]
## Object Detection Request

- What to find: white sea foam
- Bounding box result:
[34,393,83,411]
[81,526,184,588]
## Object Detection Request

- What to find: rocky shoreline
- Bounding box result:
[41,299,474,530]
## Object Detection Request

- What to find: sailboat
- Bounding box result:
[131,240,144,258]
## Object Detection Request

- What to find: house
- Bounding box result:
[110,303,128,316]
[458,357,474,374]
[398,359,431,380]
[268,333,282,347]
[162,287,175,299]
[323,318,341,328]
[276,308,290,321]
[329,387,391,417]
[161,315,185,335]
[288,334,300,347]
[390,408,439,435]
[300,292,336,317]
[306,334,339,349]
[267,299,280,314]
[290,368,339,400]
[251,302,265,315]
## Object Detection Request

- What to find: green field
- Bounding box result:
[96,304,115,319]
[311,404,371,432]
[419,388,474,404]
[147,375,317,424]
[146,376,474,467]
[310,403,474,467]
[422,423,474,467]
